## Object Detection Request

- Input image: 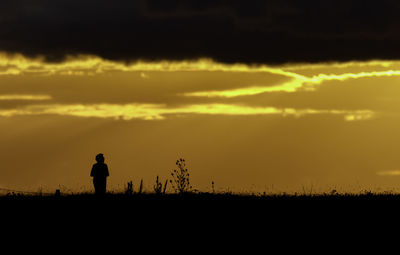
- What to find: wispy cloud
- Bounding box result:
[183,70,400,98]
[2,53,400,100]
[2,52,400,80]
[0,53,306,76]
[377,170,400,176]
[0,94,52,101]
[0,103,375,121]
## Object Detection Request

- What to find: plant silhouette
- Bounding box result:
[170,158,192,194]
[125,181,133,195]
[153,176,168,195]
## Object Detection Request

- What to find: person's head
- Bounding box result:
[95,153,105,163]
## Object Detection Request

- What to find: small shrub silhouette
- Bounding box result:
[163,180,168,194]
[154,176,168,195]
[125,181,133,195]
[170,158,192,194]
[138,179,143,194]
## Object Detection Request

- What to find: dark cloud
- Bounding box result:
[1,0,400,64]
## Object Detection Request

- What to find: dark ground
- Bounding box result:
[2,192,400,225]
[1,193,398,250]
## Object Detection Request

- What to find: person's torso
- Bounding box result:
[92,163,108,179]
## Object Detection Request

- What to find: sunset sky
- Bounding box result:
[2,0,400,193]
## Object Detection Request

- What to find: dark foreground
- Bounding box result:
[2,193,399,249]
[3,192,400,221]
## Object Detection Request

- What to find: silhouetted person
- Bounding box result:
[90,153,109,196]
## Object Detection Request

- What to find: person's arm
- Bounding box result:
[90,165,95,177]
[105,164,109,177]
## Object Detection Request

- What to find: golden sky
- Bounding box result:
[2,53,400,193]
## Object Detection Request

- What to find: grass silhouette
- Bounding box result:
[1,157,400,208]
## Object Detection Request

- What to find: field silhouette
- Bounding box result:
[1,156,399,242]
[1,188,397,250]
[2,155,400,215]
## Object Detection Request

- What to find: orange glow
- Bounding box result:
[1,53,400,193]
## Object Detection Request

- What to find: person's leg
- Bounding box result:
[93,179,97,194]
[98,179,106,195]
[94,179,101,195]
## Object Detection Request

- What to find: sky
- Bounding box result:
[1,1,400,193]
